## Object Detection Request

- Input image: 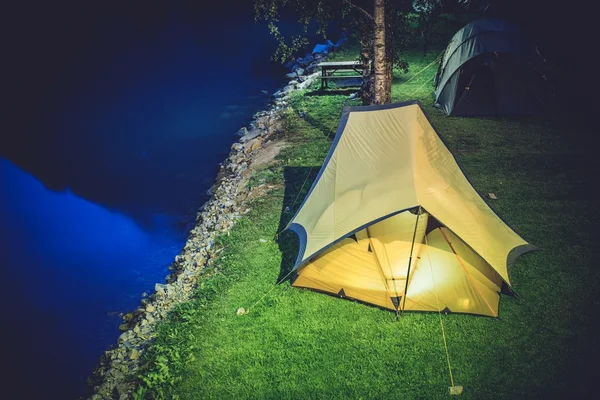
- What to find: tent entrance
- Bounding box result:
[293,209,504,316]
[452,53,544,116]
[366,208,428,311]
[453,57,498,116]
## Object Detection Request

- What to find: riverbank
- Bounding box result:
[86,50,331,398]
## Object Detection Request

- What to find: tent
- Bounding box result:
[285,101,536,317]
[434,18,548,116]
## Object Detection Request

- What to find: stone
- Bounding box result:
[118,331,133,343]
[298,77,316,90]
[294,67,305,76]
[314,52,328,60]
[244,138,262,154]
[305,64,317,74]
[297,54,314,67]
[145,304,155,313]
[236,307,248,316]
[285,72,297,79]
[239,130,261,143]
[129,349,140,360]
[231,143,243,152]
[235,127,248,136]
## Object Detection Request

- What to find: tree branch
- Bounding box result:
[343,0,373,21]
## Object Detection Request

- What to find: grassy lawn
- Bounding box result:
[136,22,598,400]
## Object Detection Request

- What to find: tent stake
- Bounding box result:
[401,206,422,315]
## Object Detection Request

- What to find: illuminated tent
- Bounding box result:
[286,101,536,317]
[434,18,548,116]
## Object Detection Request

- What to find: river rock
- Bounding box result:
[129,349,140,360]
[244,138,262,154]
[231,142,243,152]
[297,54,313,67]
[239,130,261,143]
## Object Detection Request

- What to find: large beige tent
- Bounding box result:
[286,101,536,317]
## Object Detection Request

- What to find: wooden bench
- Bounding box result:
[317,60,367,89]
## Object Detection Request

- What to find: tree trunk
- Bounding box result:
[360,19,373,105]
[385,59,393,101]
[373,0,390,104]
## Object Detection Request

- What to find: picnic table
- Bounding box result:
[317,60,366,89]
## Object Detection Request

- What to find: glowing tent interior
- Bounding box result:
[286,101,536,317]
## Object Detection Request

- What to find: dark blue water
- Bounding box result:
[0,2,290,398]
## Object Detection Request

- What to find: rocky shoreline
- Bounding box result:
[86,46,335,399]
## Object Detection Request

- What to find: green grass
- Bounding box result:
[135,29,599,400]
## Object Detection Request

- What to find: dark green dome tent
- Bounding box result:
[434,18,548,116]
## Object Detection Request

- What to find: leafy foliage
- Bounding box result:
[254,0,339,62]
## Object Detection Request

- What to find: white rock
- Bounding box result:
[231,143,243,152]
[239,130,261,143]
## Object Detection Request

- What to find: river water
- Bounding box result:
[0,2,293,398]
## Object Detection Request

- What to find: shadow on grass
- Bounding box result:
[275,166,319,282]
[300,112,338,140]
[296,92,355,140]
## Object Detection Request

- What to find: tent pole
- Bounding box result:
[401,206,422,316]
[366,228,396,316]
